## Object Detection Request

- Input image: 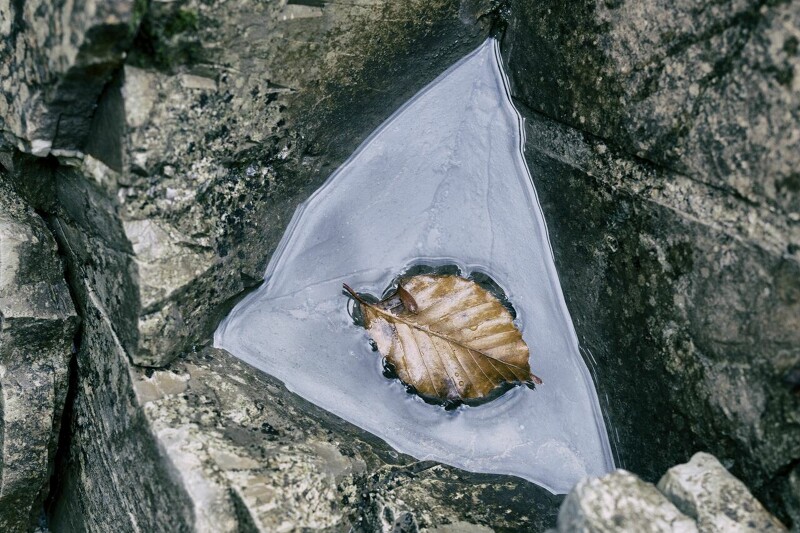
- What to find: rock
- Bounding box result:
[509,4,800,520]
[1,0,797,529]
[784,464,800,529]
[556,470,698,532]
[426,522,496,533]
[47,167,196,531]
[554,459,788,533]
[53,0,493,367]
[504,0,800,216]
[60,345,559,531]
[0,0,143,156]
[0,180,78,532]
[522,105,800,520]
[657,452,787,531]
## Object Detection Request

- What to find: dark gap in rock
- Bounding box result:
[9,0,26,45]
[85,68,125,172]
[48,22,140,153]
[760,457,800,529]
[228,488,260,533]
[288,0,326,7]
[29,195,86,529]
[42,329,81,527]
[476,0,511,41]
[127,3,204,73]
[0,151,60,212]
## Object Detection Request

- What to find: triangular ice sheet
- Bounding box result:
[215,38,614,494]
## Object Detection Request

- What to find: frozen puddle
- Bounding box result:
[215,38,614,493]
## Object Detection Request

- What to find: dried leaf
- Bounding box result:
[344,274,542,404]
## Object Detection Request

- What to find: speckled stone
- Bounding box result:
[557,470,698,532]
[1,0,798,530]
[657,452,787,531]
[508,2,800,519]
[0,180,78,532]
[0,0,143,156]
[522,107,800,520]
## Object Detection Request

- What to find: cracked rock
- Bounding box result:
[505,0,800,216]
[0,180,78,532]
[0,0,143,156]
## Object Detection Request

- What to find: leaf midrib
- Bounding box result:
[365,300,528,373]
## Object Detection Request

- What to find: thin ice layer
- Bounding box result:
[215,39,614,494]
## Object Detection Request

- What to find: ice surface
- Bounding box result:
[215,39,614,494]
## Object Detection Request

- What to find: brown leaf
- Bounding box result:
[344,274,542,404]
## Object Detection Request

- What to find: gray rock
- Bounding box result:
[508,2,800,519]
[557,470,698,532]
[0,180,78,532]
[425,522,495,533]
[504,0,800,216]
[0,0,143,156]
[555,460,787,533]
[48,167,196,532]
[785,464,800,531]
[657,452,787,531]
[54,343,559,531]
[1,0,797,529]
[50,319,194,531]
[522,105,800,519]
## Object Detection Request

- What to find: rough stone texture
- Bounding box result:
[785,464,800,531]
[505,0,800,216]
[522,105,800,519]
[0,180,78,532]
[0,0,797,530]
[657,452,787,531]
[0,0,143,156]
[555,460,787,533]
[123,346,560,532]
[507,3,800,522]
[53,0,494,367]
[47,166,196,532]
[557,470,698,532]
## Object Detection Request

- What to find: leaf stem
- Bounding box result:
[342,283,368,305]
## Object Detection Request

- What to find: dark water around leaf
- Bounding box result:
[215,38,614,494]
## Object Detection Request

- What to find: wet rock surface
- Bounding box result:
[0,180,78,532]
[0,0,798,531]
[522,106,800,521]
[504,0,800,520]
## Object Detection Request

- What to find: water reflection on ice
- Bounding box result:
[215,38,614,493]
